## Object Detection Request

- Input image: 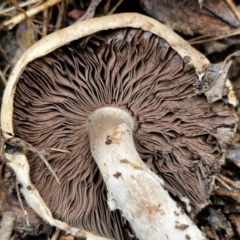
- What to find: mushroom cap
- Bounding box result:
[1,13,237,239]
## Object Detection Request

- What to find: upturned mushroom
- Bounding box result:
[1,13,237,240]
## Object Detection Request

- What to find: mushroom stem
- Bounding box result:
[87,107,205,240]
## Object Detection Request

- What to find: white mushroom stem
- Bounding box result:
[87,107,205,240]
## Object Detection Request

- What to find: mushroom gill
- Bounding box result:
[12,28,235,238]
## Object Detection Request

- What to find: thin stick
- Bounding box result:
[0,68,7,85]
[103,0,111,13]
[217,174,240,190]
[28,147,59,183]
[79,0,84,9]
[108,0,123,15]
[214,189,240,203]
[0,0,41,15]
[76,0,102,22]
[9,0,28,16]
[188,29,240,45]
[51,228,61,240]
[16,181,30,226]
[0,212,16,240]
[2,64,11,76]
[1,0,62,29]
[225,0,240,22]
[42,9,48,36]
[55,0,65,31]
[0,47,12,66]
[215,175,233,191]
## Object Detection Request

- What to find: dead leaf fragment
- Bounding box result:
[140,0,240,45]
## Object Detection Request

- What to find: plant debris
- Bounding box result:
[1,0,240,239]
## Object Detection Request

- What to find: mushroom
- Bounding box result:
[1,13,237,240]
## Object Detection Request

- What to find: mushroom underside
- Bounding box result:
[12,28,235,239]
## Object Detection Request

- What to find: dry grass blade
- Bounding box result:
[6,137,63,184]
[1,0,62,29]
[24,144,61,184]
[188,29,240,45]
[45,148,70,153]
[0,0,41,15]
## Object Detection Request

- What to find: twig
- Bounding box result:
[0,211,16,240]
[55,0,65,31]
[51,228,61,240]
[1,0,62,29]
[9,0,28,16]
[40,5,54,34]
[79,0,84,9]
[215,175,233,191]
[214,189,240,203]
[0,0,41,15]
[108,0,123,15]
[42,9,48,36]
[103,0,111,13]
[188,28,240,45]
[0,68,7,85]
[225,0,240,22]
[0,1,9,11]
[3,64,11,76]
[16,181,30,226]
[217,174,240,190]
[0,46,12,66]
[76,0,102,22]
